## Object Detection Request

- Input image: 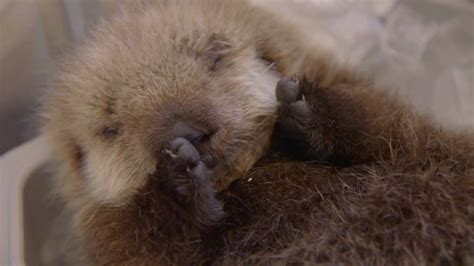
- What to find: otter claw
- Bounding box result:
[164,148,178,158]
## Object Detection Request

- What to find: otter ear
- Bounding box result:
[203,35,233,71]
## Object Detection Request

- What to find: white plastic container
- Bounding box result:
[1,136,51,266]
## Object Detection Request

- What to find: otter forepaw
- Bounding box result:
[163,138,224,227]
[275,77,312,140]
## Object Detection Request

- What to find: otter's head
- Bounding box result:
[42,11,280,206]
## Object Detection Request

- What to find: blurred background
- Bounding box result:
[0,0,473,155]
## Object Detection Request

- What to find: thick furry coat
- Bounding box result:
[41,0,474,265]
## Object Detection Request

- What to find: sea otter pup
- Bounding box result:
[41,0,474,265]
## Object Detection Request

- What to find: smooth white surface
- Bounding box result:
[0,136,50,266]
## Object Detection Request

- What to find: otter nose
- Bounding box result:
[172,122,207,144]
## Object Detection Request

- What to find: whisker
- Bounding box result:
[261,62,276,74]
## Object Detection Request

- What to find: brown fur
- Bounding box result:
[41,0,474,265]
[77,81,474,265]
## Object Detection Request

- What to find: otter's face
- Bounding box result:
[43,24,280,205]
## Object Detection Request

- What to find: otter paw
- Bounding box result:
[163,137,224,226]
[275,77,312,140]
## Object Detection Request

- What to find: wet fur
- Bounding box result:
[41,0,474,265]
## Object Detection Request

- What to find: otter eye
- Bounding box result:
[102,126,119,138]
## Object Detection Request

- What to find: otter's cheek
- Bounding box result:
[214,125,275,191]
[83,149,153,205]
